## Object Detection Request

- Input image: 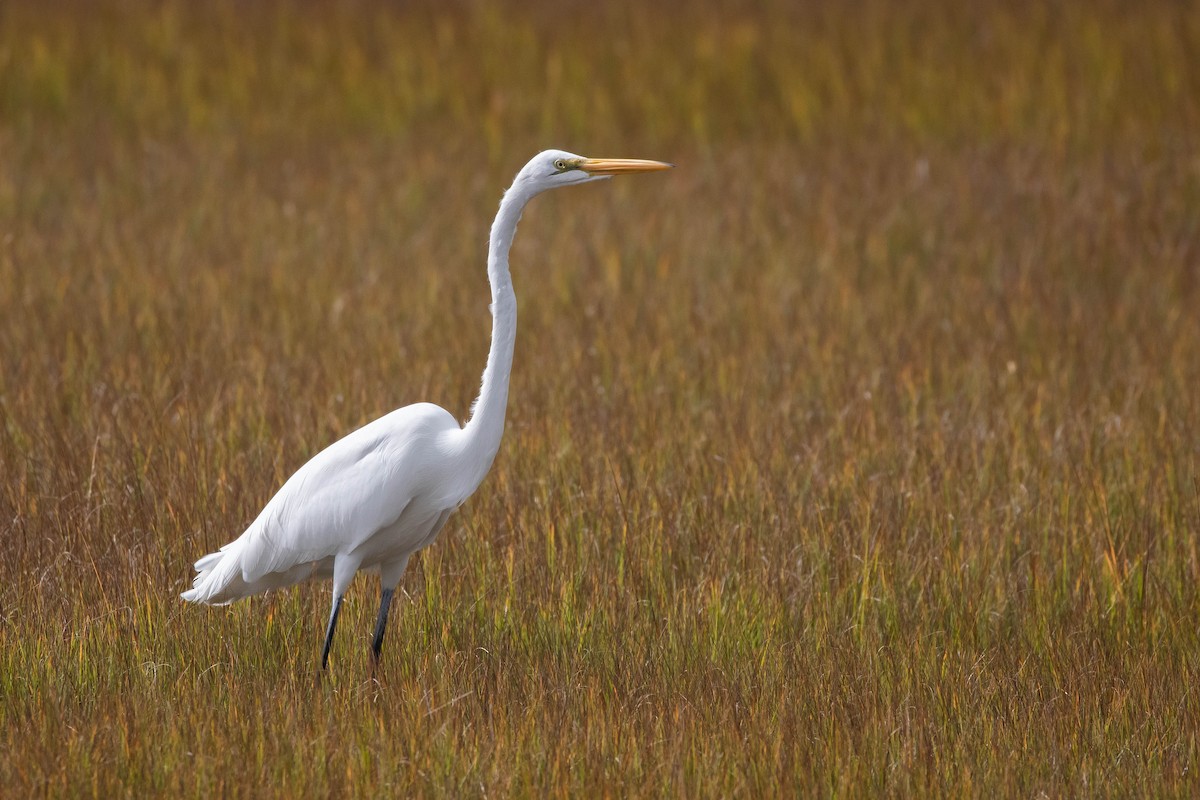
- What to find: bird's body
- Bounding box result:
[182,402,462,605]
[182,150,671,670]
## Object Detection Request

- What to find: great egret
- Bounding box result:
[181,150,672,670]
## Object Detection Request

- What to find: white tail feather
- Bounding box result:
[180,540,248,605]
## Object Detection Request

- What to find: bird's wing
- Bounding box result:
[237,404,459,583]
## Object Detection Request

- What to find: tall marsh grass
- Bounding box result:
[1,0,1198,795]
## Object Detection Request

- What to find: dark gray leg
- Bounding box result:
[370,587,396,664]
[320,594,343,671]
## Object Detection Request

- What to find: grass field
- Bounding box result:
[2,0,1198,795]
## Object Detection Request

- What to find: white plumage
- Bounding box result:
[183,404,459,604]
[181,150,671,670]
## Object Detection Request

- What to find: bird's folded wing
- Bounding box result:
[238,433,412,584]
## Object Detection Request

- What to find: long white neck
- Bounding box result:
[461,181,535,471]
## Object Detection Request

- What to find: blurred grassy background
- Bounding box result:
[1,0,1198,796]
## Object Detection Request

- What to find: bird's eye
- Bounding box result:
[554,159,568,171]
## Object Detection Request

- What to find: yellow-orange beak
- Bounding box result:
[579,158,674,175]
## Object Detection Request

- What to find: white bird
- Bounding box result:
[181,150,672,670]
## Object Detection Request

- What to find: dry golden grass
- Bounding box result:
[1,0,1198,796]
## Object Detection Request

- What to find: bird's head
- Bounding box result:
[512,149,673,195]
